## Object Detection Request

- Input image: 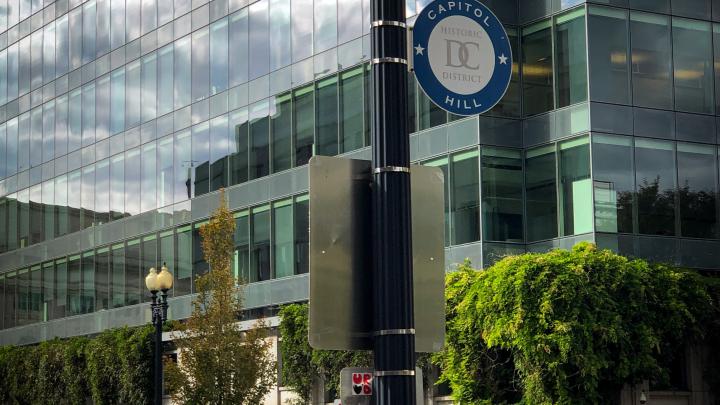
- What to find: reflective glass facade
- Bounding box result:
[2,0,720,342]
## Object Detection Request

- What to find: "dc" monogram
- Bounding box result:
[445,40,480,70]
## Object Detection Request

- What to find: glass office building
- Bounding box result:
[2,0,720,345]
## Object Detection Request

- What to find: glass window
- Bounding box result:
[314,0,337,52]
[0,125,5,179]
[67,255,81,315]
[490,27,521,118]
[142,0,157,34]
[338,0,362,44]
[630,12,673,110]
[174,129,192,203]
[110,154,125,220]
[316,76,339,157]
[593,134,634,234]
[248,0,270,80]
[526,145,557,241]
[269,0,291,71]
[56,15,69,77]
[82,83,96,147]
[0,197,6,255]
[175,36,192,109]
[18,189,29,248]
[29,185,43,245]
[294,195,309,274]
[176,226,193,295]
[125,239,141,305]
[42,262,56,320]
[142,235,157,289]
[82,164,95,229]
[271,93,292,173]
[126,0,142,42]
[125,148,141,216]
[142,52,158,122]
[111,68,126,135]
[69,89,82,152]
[210,18,229,95]
[673,18,713,114]
[81,251,95,314]
[68,170,82,233]
[714,24,720,115]
[43,102,56,163]
[141,142,157,212]
[43,24,56,85]
[555,9,587,108]
[635,138,676,236]
[6,119,17,177]
[31,31,43,90]
[19,37,31,96]
[234,211,250,283]
[522,19,554,116]
[30,107,43,168]
[251,205,271,281]
[0,50,7,105]
[481,147,524,242]
[55,95,69,157]
[672,0,710,19]
[69,8,82,70]
[7,43,18,101]
[676,143,717,238]
[229,9,249,87]
[340,66,365,153]
[192,27,210,102]
[3,272,16,328]
[210,115,229,191]
[55,174,69,237]
[417,87,447,130]
[158,135,174,208]
[630,0,669,13]
[5,193,18,251]
[294,85,314,166]
[111,244,125,308]
[158,45,174,117]
[158,0,173,25]
[83,1,97,65]
[18,113,30,172]
[94,248,109,311]
[30,266,42,323]
[111,0,126,50]
[451,150,480,245]
[291,0,313,62]
[230,108,249,185]
[96,159,110,225]
[192,122,210,196]
[273,199,294,278]
[249,101,270,179]
[97,0,111,57]
[16,268,28,325]
[559,137,592,236]
[126,60,142,129]
[96,76,111,141]
[43,180,55,241]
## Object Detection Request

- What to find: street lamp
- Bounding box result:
[146,263,173,405]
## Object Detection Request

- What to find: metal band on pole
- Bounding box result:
[371,20,407,28]
[370,57,408,65]
[373,328,416,336]
[373,166,410,174]
[375,370,416,377]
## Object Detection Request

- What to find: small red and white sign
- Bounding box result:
[351,372,373,395]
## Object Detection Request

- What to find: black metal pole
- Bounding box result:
[151,291,162,405]
[370,0,415,403]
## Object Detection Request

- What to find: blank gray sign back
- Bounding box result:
[308,155,445,352]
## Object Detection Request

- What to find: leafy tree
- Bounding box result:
[165,190,276,404]
[437,243,719,404]
[278,303,372,403]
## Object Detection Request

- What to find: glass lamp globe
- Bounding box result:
[157,264,174,291]
[145,267,158,292]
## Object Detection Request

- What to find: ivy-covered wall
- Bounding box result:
[0,325,154,405]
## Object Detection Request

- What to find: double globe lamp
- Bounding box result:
[145,263,173,405]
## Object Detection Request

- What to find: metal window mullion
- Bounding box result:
[556,141,563,238]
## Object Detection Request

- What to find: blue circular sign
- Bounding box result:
[413,0,512,116]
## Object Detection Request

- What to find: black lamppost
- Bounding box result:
[145,263,173,405]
